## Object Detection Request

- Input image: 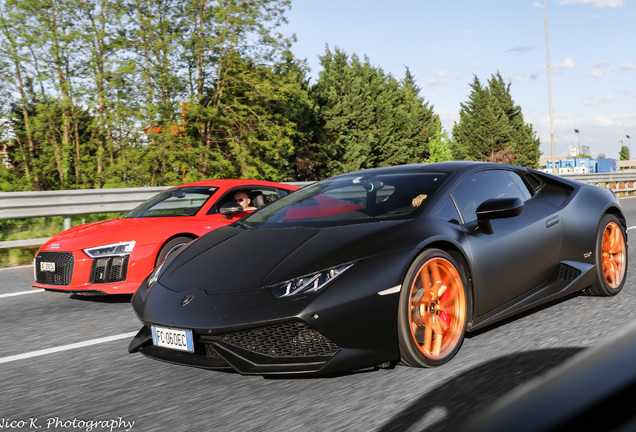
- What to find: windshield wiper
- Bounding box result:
[234,220,253,230]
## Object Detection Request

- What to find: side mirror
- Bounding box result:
[220,202,245,219]
[475,197,524,234]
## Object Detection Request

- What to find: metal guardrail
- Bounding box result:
[561,173,636,195]
[0,186,168,220]
[0,186,168,249]
[0,182,312,249]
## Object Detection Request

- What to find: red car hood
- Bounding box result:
[40,218,166,251]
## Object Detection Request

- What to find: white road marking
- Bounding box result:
[628,226,636,231]
[0,289,44,299]
[0,264,33,271]
[0,332,138,365]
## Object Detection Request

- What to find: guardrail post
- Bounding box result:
[64,216,71,231]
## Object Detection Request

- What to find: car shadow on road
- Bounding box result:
[376,347,583,432]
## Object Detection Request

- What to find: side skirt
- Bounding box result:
[468,260,596,332]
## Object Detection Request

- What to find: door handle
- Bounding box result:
[546,215,560,228]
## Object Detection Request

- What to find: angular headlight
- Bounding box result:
[146,261,165,290]
[269,263,354,298]
[83,241,136,258]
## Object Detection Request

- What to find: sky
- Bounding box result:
[282,0,636,162]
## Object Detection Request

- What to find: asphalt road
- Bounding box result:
[2,197,636,432]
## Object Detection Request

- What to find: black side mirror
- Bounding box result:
[220,202,245,219]
[475,197,524,234]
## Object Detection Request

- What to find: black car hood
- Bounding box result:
[158,220,408,295]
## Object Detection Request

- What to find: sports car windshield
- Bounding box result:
[242,172,449,228]
[124,186,218,218]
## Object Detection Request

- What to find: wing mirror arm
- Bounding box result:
[475,198,524,234]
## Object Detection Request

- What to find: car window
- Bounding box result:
[125,186,218,218]
[208,187,286,214]
[510,171,534,200]
[243,171,450,228]
[435,197,461,224]
[451,170,528,224]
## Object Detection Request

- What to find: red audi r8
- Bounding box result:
[33,180,299,295]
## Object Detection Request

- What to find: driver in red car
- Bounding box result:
[234,191,256,211]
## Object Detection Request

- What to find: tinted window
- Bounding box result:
[242,171,450,228]
[451,170,527,224]
[509,171,533,200]
[435,197,461,223]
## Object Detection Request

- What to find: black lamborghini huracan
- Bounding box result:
[129,161,628,375]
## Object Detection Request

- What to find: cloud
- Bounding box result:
[425,78,446,87]
[582,94,616,107]
[502,73,524,82]
[528,57,574,79]
[556,0,623,7]
[612,62,636,72]
[431,70,448,78]
[507,46,535,54]
[588,68,604,78]
[620,90,636,99]
[531,111,635,159]
[531,2,544,8]
[553,56,576,74]
[592,61,610,68]
[589,113,624,127]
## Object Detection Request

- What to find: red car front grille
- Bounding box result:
[34,252,74,286]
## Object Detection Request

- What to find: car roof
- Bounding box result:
[166,179,297,189]
[333,161,526,178]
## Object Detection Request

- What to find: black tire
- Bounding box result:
[586,214,627,296]
[155,236,193,266]
[398,249,471,367]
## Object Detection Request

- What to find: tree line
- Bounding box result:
[0,0,541,192]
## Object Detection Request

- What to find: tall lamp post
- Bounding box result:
[544,0,556,174]
[627,135,631,159]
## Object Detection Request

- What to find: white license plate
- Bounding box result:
[151,326,194,353]
[40,262,56,272]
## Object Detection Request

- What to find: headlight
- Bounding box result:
[146,261,165,290]
[269,263,354,298]
[83,241,136,258]
[145,242,187,292]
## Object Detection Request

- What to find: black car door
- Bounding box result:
[451,169,563,315]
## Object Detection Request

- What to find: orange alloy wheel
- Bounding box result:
[408,257,466,360]
[602,221,627,289]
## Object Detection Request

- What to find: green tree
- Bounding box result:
[71,0,131,187]
[0,0,304,189]
[452,75,510,162]
[619,145,630,161]
[452,73,541,168]
[190,52,304,181]
[310,47,442,178]
[488,72,541,168]
[425,130,454,163]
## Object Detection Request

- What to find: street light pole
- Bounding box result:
[544,0,556,174]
